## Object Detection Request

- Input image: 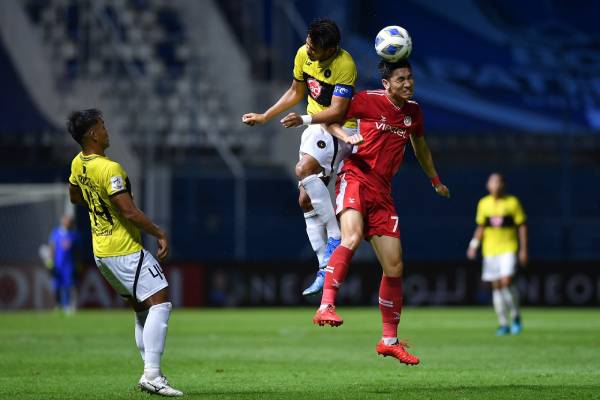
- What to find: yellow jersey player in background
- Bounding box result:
[67,109,183,397]
[242,18,363,296]
[467,172,528,336]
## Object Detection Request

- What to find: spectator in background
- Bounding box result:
[48,214,80,313]
[467,173,528,336]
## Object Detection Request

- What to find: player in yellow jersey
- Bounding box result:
[242,18,363,296]
[467,173,528,336]
[67,109,182,396]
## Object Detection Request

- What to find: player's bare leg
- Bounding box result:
[313,208,362,326]
[129,288,183,397]
[297,153,342,296]
[370,235,419,365]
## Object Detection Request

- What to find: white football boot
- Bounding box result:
[139,375,183,397]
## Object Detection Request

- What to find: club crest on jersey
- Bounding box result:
[317,140,326,149]
[404,115,412,126]
[307,78,322,99]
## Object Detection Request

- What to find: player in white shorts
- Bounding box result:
[242,18,362,296]
[467,173,528,336]
[67,109,182,396]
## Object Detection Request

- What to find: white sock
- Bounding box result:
[382,337,398,345]
[501,286,520,320]
[492,289,508,327]
[143,302,172,379]
[135,309,149,362]
[304,210,327,268]
[301,175,341,240]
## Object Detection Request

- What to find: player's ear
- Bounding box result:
[382,79,390,90]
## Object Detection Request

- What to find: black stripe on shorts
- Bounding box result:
[132,250,144,301]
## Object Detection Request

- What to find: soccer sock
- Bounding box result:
[320,245,354,307]
[304,210,327,268]
[143,302,172,379]
[501,285,520,320]
[379,275,403,343]
[492,288,508,327]
[135,309,149,362]
[301,175,341,241]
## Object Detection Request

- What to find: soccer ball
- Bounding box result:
[374,26,412,62]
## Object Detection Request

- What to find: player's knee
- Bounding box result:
[341,232,362,251]
[298,191,313,211]
[295,158,321,180]
[386,260,404,277]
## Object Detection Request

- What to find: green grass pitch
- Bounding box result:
[1,308,599,399]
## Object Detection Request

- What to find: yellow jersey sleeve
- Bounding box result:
[104,162,129,197]
[293,46,307,81]
[513,197,526,225]
[475,199,486,225]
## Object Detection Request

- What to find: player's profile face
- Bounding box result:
[93,119,110,149]
[384,67,414,102]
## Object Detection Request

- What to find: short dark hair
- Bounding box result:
[307,18,341,50]
[67,109,103,145]
[378,59,412,80]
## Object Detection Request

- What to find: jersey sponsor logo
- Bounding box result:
[111,176,124,191]
[404,116,412,126]
[490,216,504,227]
[375,121,408,138]
[485,215,516,228]
[307,78,322,99]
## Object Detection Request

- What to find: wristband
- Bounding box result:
[430,175,441,186]
[468,238,480,250]
[301,115,313,125]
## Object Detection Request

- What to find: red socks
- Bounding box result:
[321,245,354,305]
[379,275,403,338]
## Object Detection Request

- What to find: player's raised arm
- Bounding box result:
[409,134,450,198]
[110,192,169,261]
[242,80,306,126]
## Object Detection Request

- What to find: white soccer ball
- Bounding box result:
[374,25,412,62]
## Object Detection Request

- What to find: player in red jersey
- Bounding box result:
[313,59,450,365]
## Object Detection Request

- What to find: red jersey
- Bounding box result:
[340,89,424,189]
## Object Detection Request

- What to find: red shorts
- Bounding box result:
[335,172,401,239]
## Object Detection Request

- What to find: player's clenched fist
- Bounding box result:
[241,113,266,126]
[434,183,450,198]
[280,112,303,128]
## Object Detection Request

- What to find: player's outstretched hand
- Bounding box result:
[242,113,265,126]
[280,112,303,128]
[156,233,169,262]
[434,183,450,198]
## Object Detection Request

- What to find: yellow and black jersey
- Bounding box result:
[476,194,526,257]
[69,152,142,257]
[293,45,357,128]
